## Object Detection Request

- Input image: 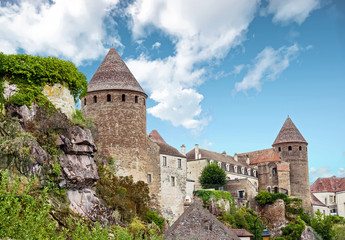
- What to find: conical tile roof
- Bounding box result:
[87,48,146,95]
[273,117,307,145]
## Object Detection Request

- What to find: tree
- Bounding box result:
[199,162,226,189]
[311,210,335,240]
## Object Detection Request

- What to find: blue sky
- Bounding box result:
[0,0,344,182]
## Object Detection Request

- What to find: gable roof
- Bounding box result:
[273,117,307,146]
[311,193,327,207]
[310,176,345,193]
[88,48,146,95]
[237,148,280,165]
[186,148,250,168]
[149,130,185,158]
[164,200,240,240]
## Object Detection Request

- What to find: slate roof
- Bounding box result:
[149,130,185,158]
[273,117,307,146]
[232,229,254,237]
[88,48,146,95]
[164,200,240,240]
[311,193,327,207]
[186,148,250,168]
[310,176,345,193]
[237,148,280,165]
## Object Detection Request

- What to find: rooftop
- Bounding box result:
[273,116,307,146]
[310,176,345,193]
[149,130,185,158]
[311,193,327,207]
[88,48,146,95]
[237,148,280,165]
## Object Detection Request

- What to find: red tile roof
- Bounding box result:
[273,117,307,146]
[186,148,250,168]
[149,130,185,158]
[237,148,280,165]
[232,229,254,237]
[311,193,326,207]
[88,48,146,95]
[310,176,345,193]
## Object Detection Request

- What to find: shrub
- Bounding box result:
[71,109,95,129]
[146,210,165,230]
[194,189,233,205]
[199,162,226,189]
[281,216,305,240]
[311,211,335,240]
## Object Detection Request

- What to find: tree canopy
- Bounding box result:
[199,162,226,189]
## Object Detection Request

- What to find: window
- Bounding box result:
[171,176,175,186]
[218,162,222,168]
[234,166,237,173]
[226,164,230,171]
[274,187,278,193]
[288,146,292,151]
[93,96,97,103]
[247,169,251,175]
[323,210,325,215]
[238,190,245,199]
[84,98,86,106]
[325,198,327,205]
[107,94,111,102]
[278,147,281,152]
[143,99,145,105]
[135,96,138,103]
[268,187,271,193]
[241,167,244,174]
[210,160,214,164]
[272,168,277,176]
[178,159,182,168]
[147,174,152,183]
[285,190,288,195]
[253,170,256,177]
[122,94,126,102]
[299,146,302,151]
[330,196,333,202]
[163,156,167,166]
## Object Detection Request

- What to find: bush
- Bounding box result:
[146,210,165,230]
[194,190,233,205]
[71,109,95,129]
[311,211,335,240]
[199,162,226,189]
[281,216,305,240]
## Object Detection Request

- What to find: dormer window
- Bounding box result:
[247,169,251,175]
[122,94,126,102]
[234,166,237,173]
[226,164,230,171]
[210,160,214,164]
[218,162,222,168]
[241,167,244,174]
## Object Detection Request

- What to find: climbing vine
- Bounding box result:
[194,190,233,204]
[0,53,87,108]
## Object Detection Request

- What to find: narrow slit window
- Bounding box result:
[143,99,146,106]
[135,96,138,103]
[107,94,111,102]
[93,96,97,103]
[178,159,181,169]
[299,146,302,151]
[122,94,126,102]
[147,174,151,183]
[84,98,86,106]
[171,176,175,186]
[278,147,281,152]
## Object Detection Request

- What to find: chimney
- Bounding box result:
[222,151,226,155]
[181,144,186,155]
[195,144,199,160]
[234,153,238,162]
[246,155,250,164]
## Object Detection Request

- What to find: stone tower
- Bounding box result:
[81,48,148,182]
[272,117,311,211]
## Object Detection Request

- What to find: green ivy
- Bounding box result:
[0,53,87,108]
[194,190,233,205]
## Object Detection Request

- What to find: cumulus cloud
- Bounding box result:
[151,42,161,49]
[127,0,260,129]
[338,168,345,177]
[0,0,120,65]
[234,44,299,93]
[309,167,333,182]
[264,0,320,24]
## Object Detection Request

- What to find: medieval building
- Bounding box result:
[82,47,313,224]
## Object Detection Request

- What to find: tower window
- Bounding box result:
[143,99,145,106]
[272,168,277,176]
[147,174,152,183]
[299,146,302,151]
[122,94,126,102]
[93,96,97,103]
[274,187,278,193]
[84,98,86,106]
[288,146,292,151]
[267,187,271,193]
[278,147,281,152]
[135,96,138,103]
[107,94,111,102]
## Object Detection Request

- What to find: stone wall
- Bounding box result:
[225,178,257,208]
[43,83,75,119]
[160,153,187,223]
[277,162,291,194]
[336,191,345,217]
[187,160,208,190]
[82,90,147,183]
[256,161,279,192]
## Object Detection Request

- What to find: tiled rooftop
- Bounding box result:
[237,148,280,165]
[310,176,345,193]
[273,116,307,145]
[149,130,185,158]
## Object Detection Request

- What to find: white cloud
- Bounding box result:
[151,42,161,49]
[127,0,260,129]
[338,168,345,177]
[309,167,333,182]
[234,44,299,93]
[232,64,245,75]
[0,0,120,65]
[265,0,320,24]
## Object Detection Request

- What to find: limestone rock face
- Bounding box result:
[259,199,286,224]
[43,83,75,119]
[301,226,316,240]
[3,80,17,99]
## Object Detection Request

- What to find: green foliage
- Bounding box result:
[255,190,292,205]
[311,210,335,240]
[71,109,95,129]
[281,216,305,240]
[333,224,345,240]
[274,237,285,240]
[96,164,150,222]
[146,210,165,230]
[70,221,110,240]
[194,189,233,205]
[0,170,65,239]
[199,162,226,189]
[0,53,87,109]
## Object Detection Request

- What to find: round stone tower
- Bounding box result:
[272,117,311,212]
[81,48,148,181]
